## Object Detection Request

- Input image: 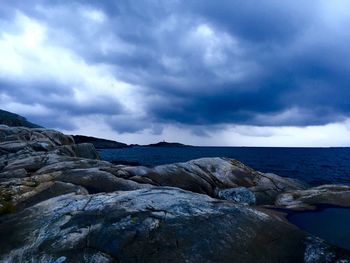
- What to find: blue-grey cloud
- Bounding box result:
[0,0,350,134]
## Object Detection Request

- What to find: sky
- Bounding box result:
[1,1,350,146]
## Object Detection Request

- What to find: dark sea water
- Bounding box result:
[98,146,350,186]
[288,206,350,250]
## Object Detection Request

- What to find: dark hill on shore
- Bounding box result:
[72,135,129,149]
[0,109,42,128]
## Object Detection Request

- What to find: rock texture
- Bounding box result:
[217,187,256,205]
[276,185,350,210]
[0,188,307,262]
[0,125,350,262]
[123,158,308,205]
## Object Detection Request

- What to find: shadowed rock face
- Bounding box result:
[0,125,350,262]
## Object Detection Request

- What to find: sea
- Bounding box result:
[98,146,350,186]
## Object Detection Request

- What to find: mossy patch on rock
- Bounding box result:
[0,190,15,214]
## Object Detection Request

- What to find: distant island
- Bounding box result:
[144,141,190,147]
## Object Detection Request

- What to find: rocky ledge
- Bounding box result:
[0,126,350,262]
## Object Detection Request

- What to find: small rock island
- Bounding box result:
[1,125,350,262]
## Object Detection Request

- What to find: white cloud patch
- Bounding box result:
[81,8,106,23]
[0,11,144,123]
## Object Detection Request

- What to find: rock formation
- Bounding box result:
[0,125,349,262]
[276,185,350,210]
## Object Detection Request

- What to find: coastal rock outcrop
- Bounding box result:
[0,188,292,262]
[1,187,349,263]
[276,185,350,210]
[0,126,151,214]
[0,125,350,262]
[123,158,307,204]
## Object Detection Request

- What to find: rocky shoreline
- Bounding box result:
[1,126,350,262]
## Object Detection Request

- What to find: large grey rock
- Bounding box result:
[13,181,88,211]
[0,127,74,151]
[50,168,152,193]
[124,158,306,204]
[276,185,350,210]
[55,143,100,160]
[1,187,348,263]
[34,159,113,175]
[0,126,138,214]
[1,152,74,173]
[0,167,152,214]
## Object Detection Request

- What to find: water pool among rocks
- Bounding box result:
[287,206,350,251]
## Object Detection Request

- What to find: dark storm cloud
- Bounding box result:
[0,80,124,117]
[1,0,350,132]
[189,1,314,43]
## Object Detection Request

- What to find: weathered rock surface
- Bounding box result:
[276,185,350,210]
[123,158,307,205]
[217,187,256,205]
[1,187,349,263]
[0,126,151,214]
[0,125,350,262]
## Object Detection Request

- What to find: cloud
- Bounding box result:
[0,1,350,145]
[0,10,143,132]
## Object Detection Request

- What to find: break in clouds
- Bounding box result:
[1,0,350,146]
